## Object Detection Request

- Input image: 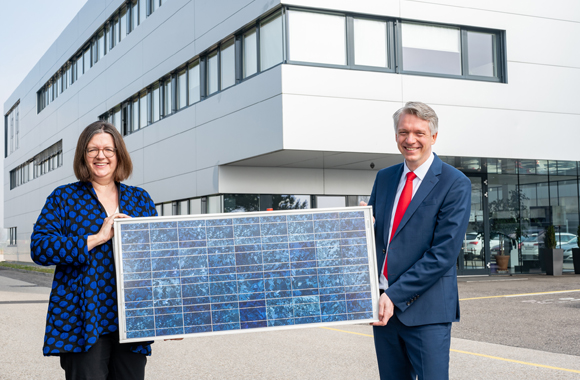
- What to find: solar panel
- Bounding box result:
[113,206,378,343]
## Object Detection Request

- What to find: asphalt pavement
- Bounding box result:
[1,265,579,379]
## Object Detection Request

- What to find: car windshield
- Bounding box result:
[465,233,478,241]
[522,235,538,242]
[558,235,575,243]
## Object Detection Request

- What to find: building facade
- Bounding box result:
[4,0,580,275]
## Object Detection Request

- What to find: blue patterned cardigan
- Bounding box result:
[31,181,157,356]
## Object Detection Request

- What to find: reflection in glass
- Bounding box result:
[243,28,257,78]
[402,23,461,75]
[220,39,235,90]
[152,83,160,122]
[178,200,189,215]
[260,195,310,211]
[162,202,173,216]
[207,196,222,214]
[260,11,284,70]
[460,177,485,270]
[178,70,186,109]
[488,174,519,273]
[188,60,200,104]
[224,194,260,213]
[207,51,218,95]
[139,92,147,129]
[467,31,495,77]
[113,107,121,132]
[288,10,346,66]
[354,18,387,67]
[189,198,202,214]
[113,17,119,45]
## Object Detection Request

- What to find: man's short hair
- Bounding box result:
[393,101,438,135]
[73,121,133,182]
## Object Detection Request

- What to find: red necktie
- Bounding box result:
[384,171,417,279]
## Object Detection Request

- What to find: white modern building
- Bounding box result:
[4,0,580,275]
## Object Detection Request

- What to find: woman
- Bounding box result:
[31,121,157,380]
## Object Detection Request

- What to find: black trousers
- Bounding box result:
[59,333,147,380]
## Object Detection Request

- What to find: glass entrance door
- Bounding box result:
[457,175,490,275]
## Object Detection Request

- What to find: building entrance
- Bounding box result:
[457,174,491,275]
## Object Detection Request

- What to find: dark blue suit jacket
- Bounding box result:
[368,154,471,326]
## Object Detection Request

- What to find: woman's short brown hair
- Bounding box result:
[73,121,133,182]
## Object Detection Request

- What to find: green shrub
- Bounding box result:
[544,226,557,249]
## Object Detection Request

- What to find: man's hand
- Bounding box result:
[359,201,375,223]
[371,293,394,326]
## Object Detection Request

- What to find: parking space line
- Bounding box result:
[320,327,580,374]
[450,349,580,374]
[460,289,580,301]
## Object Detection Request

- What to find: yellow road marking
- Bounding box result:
[459,289,580,301]
[320,326,373,337]
[320,327,580,374]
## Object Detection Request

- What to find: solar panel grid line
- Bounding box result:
[114,207,378,343]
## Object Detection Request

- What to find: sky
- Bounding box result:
[0,0,87,231]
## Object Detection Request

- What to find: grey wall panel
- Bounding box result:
[56,94,80,133]
[193,0,279,54]
[195,95,284,170]
[282,0,399,18]
[196,65,283,127]
[78,74,108,120]
[142,103,196,147]
[143,127,197,183]
[196,166,219,196]
[104,45,146,109]
[143,170,198,204]
[140,0,196,85]
[125,147,145,188]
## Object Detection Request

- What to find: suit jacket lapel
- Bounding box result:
[391,155,442,242]
[383,164,404,247]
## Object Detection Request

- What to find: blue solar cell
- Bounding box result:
[114,207,377,342]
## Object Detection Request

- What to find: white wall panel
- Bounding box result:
[219,166,324,194]
[324,169,376,195]
[282,94,400,154]
[282,65,403,102]
[405,0,580,23]
[401,62,580,114]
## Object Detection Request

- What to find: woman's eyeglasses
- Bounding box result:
[86,148,116,158]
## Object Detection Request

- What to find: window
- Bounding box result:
[177,69,187,109]
[466,31,497,77]
[10,140,62,189]
[67,63,73,86]
[131,0,139,31]
[188,60,200,104]
[83,47,91,74]
[98,30,105,60]
[139,0,147,23]
[353,18,388,68]
[139,91,148,128]
[163,77,172,116]
[113,16,119,45]
[178,200,189,215]
[120,6,128,41]
[207,50,218,95]
[260,11,284,70]
[401,23,461,76]
[112,106,121,131]
[288,10,345,66]
[131,97,139,133]
[9,227,17,246]
[243,28,257,77]
[151,0,160,14]
[54,75,60,98]
[152,82,160,122]
[220,38,235,89]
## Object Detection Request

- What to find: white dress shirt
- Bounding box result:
[379,152,435,290]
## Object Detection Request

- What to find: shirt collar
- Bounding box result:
[403,152,435,181]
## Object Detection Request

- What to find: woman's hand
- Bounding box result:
[87,213,131,251]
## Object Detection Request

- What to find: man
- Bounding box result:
[365,102,471,379]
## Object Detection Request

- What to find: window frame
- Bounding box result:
[396,19,505,83]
